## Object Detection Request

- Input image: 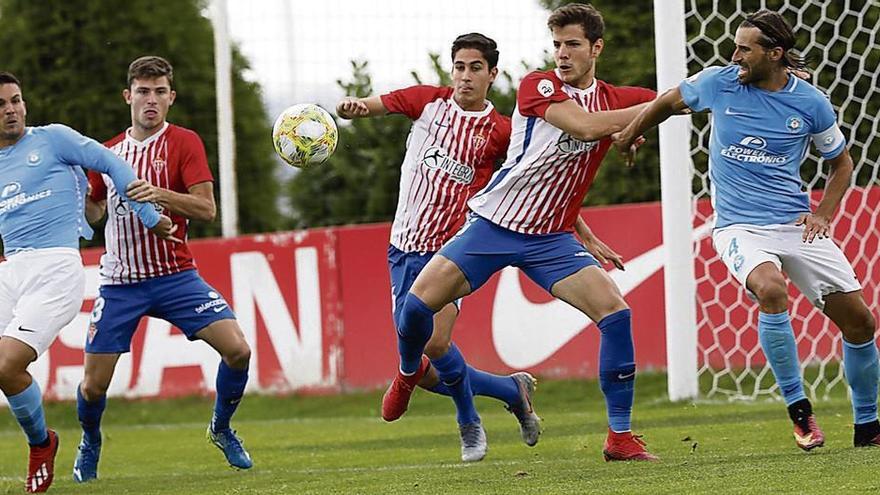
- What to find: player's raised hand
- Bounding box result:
[795,212,831,243]
[336,98,370,119]
[583,235,625,271]
[126,179,163,203]
[149,215,182,243]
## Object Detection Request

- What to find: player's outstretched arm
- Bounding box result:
[796,148,854,243]
[544,99,650,143]
[613,87,689,166]
[336,95,387,119]
[126,180,216,222]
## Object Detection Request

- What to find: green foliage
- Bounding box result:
[0,0,281,241]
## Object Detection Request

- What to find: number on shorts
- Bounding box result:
[91,297,106,323]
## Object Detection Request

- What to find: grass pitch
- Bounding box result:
[1,374,878,494]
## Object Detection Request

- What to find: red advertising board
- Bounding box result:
[11,188,877,402]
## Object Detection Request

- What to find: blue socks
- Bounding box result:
[77,385,106,445]
[397,293,435,374]
[758,311,807,406]
[429,364,521,407]
[843,339,880,425]
[430,344,480,425]
[598,309,636,433]
[7,380,48,446]
[211,361,249,432]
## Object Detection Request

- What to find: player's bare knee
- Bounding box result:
[424,339,451,360]
[80,379,109,401]
[223,342,251,369]
[842,310,877,345]
[752,280,788,311]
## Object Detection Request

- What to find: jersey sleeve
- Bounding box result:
[87,170,107,201]
[380,85,445,120]
[179,130,214,188]
[50,124,161,228]
[613,86,657,108]
[810,95,846,159]
[517,71,569,118]
[679,65,727,112]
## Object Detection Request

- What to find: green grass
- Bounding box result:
[2,374,879,494]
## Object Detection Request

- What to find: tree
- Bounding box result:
[0,0,282,243]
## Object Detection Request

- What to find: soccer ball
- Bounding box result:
[272,104,338,168]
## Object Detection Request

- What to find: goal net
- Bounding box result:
[682,0,880,401]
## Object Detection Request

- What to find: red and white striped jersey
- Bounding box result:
[381,85,510,253]
[469,70,655,234]
[89,123,214,284]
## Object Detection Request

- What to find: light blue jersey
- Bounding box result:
[679,65,846,229]
[0,124,161,255]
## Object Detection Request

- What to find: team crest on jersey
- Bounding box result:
[471,133,487,150]
[785,116,803,133]
[556,133,598,154]
[421,146,475,184]
[27,152,41,166]
[537,79,555,97]
[152,157,166,172]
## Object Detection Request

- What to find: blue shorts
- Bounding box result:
[86,270,236,354]
[387,246,460,327]
[439,214,600,293]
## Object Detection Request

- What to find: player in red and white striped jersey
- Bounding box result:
[396,4,661,462]
[72,57,254,482]
[337,34,542,462]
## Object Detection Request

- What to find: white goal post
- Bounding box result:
[657,0,880,402]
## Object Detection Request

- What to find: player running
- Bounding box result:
[614,9,879,451]
[73,56,254,482]
[337,33,550,462]
[391,4,660,462]
[0,71,175,493]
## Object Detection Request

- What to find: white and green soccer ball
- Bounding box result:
[272,103,338,168]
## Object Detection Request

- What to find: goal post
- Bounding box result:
[653,0,699,401]
[659,0,880,402]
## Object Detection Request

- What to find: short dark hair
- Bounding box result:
[740,10,804,68]
[547,3,605,44]
[451,33,499,69]
[0,71,21,89]
[127,56,174,86]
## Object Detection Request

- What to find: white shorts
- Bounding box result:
[0,248,85,356]
[712,223,861,310]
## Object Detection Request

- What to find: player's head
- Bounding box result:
[0,72,26,145]
[124,56,176,133]
[733,10,802,84]
[547,3,605,89]
[450,33,499,111]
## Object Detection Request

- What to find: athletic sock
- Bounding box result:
[76,385,106,445]
[597,309,636,433]
[6,380,49,446]
[429,364,521,407]
[397,293,435,374]
[843,339,880,425]
[211,361,249,432]
[430,344,480,425]
[758,311,806,406]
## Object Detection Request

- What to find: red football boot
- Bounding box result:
[793,415,825,451]
[26,429,59,493]
[603,429,659,462]
[381,355,430,422]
